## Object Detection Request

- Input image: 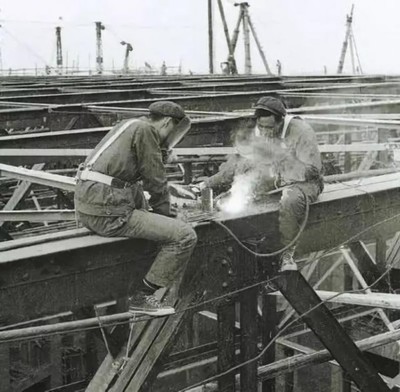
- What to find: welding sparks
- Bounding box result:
[218,174,254,214]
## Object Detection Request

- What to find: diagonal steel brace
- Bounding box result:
[276,270,390,392]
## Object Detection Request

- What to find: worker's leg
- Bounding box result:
[77,210,197,315]
[118,209,198,288]
[278,182,321,270]
[78,210,197,287]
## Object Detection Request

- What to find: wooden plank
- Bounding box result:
[116,292,195,391]
[86,318,149,392]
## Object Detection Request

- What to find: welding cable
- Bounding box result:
[213,190,310,258]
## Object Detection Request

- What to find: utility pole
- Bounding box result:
[95,21,105,74]
[208,0,214,74]
[337,4,354,74]
[217,0,237,75]
[55,26,63,75]
[241,2,251,74]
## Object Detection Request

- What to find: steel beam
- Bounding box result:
[1,173,400,324]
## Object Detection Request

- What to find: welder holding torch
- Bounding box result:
[197,96,323,271]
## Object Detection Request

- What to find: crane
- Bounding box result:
[55,26,63,75]
[337,4,363,74]
[216,1,271,75]
[120,41,133,74]
[95,21,105,74]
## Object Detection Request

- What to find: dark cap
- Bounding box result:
[149,101,186,120]
[254,96,286,117]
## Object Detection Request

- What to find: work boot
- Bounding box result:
[128,291,175,316]
[279,248,297,272]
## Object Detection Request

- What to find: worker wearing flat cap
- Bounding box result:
[75,101,197,316]
[201,96,323,271]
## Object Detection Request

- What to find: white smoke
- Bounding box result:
[216,126,276,215]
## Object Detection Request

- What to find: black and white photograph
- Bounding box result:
[1,1,400,391]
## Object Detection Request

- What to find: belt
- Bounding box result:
[77,169,132,189]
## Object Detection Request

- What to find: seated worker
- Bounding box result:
[201,96,323,271]
[75,101,197,316]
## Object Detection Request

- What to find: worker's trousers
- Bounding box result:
[279,181,322,247]
[78,210,197,288]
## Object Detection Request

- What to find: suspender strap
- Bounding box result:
[281,115,295,139]
[86,119,138,167]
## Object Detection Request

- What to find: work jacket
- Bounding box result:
[204,117,323,194]
[75,118,170,217]
[269,117,322,187]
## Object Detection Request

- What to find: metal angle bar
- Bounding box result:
[276,270,390,392]
[341,249,397,335]
[0,163,75,192]
[0,143,392,161]
[274,290,400,310]
[258,326,400,383]
[247,13,271,74]
[0,210,76,222]
[0,162,45,228]
[303,115,400,129]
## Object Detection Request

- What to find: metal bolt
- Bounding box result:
[228,269,233,275]
[222,282,228,288]
[221,259,228,266]
[227,246,233,254]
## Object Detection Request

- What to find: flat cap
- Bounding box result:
[254,96,286,117]
[149,101,186,120]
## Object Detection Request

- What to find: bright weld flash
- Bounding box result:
[219,175,253,214]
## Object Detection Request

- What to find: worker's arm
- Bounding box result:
[203,155,241,190]
[134,127,171,216]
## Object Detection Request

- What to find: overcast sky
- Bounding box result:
[0,0,398,75]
